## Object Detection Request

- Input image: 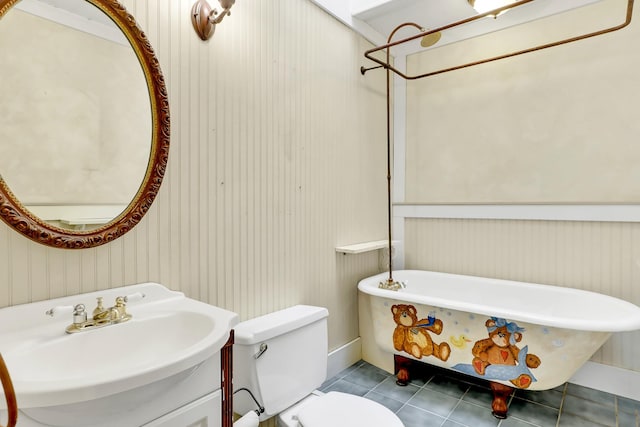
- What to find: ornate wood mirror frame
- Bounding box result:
[0,0,169,249]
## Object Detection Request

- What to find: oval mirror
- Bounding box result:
[0,0,169,249]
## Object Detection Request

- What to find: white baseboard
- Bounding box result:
[327,337,362,380]
[569,361,640,401]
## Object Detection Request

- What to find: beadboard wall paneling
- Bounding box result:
[0,0,387,357]
[405,218,640,371]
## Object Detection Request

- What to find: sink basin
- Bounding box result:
[0,283,238,411]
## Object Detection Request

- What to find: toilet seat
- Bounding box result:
[296,391,404,427]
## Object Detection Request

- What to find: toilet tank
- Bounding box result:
[233,305,329,420]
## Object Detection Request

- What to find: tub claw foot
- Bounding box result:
[394,355,411,386]
[490,382,512,419]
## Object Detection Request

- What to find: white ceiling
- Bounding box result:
[18,0,114,25]
[311,0,602,56]
[12,0,605,54]
[13,0,128,45]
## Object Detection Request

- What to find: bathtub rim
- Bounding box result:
[358,270,640,332]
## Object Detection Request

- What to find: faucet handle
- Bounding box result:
[123,292,146,303]
[92,297,105,318]
[45,305,74,317]
[72,304,87,325]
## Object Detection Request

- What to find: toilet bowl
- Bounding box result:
[232,305,404,427]
[277,390,403,427]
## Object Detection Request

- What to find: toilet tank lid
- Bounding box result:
[234,305,328,345]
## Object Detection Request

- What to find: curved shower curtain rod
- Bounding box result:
[362,0,634,79]
[364,0,634,288]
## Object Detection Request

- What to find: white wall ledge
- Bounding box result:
[336,240,397,254]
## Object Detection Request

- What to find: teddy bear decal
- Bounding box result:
[466,317,541,388]
[391,304,450,362]
[390,306,542,388]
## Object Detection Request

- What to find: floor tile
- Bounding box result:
[321,361,366,389]
[327,360,640,427]
[364,390,407,413]
[396,404,446,427]
[617,410,639,427]
[619,395,640,415]
[371,376,420,403]
[425,374,470,399]
[462,384,497,409]
[319,376,340,390]
[507,396,559,427]
[561,394,616,426]
[329,359,363,380]
[407,388,461,418]
[515,388,564,409]
[557,412,612,427]
[321,378,370,396]
[565,383,615,407]
[500,417,540,427]
[447,401,500,427]
[343,362,390,389]
[405,373,432,387]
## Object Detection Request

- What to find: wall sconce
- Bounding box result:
[191,0,236,41]
[468,0,517,17]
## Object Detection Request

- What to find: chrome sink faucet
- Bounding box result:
[46,293,145,334]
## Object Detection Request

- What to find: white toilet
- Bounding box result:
[233,305,404,427]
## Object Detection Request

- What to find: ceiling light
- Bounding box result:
[468,0,517,17]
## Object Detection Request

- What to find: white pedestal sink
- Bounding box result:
[0,283,238,427]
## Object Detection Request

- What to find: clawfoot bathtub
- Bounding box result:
[358,270,640,418]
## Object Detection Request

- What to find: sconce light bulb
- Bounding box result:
[219,0,235,9]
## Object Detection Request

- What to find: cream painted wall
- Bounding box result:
[403,0,640,373]
[0,0,388,361]
[406,0,638,203]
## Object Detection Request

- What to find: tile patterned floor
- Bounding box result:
[320,360,640,427]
